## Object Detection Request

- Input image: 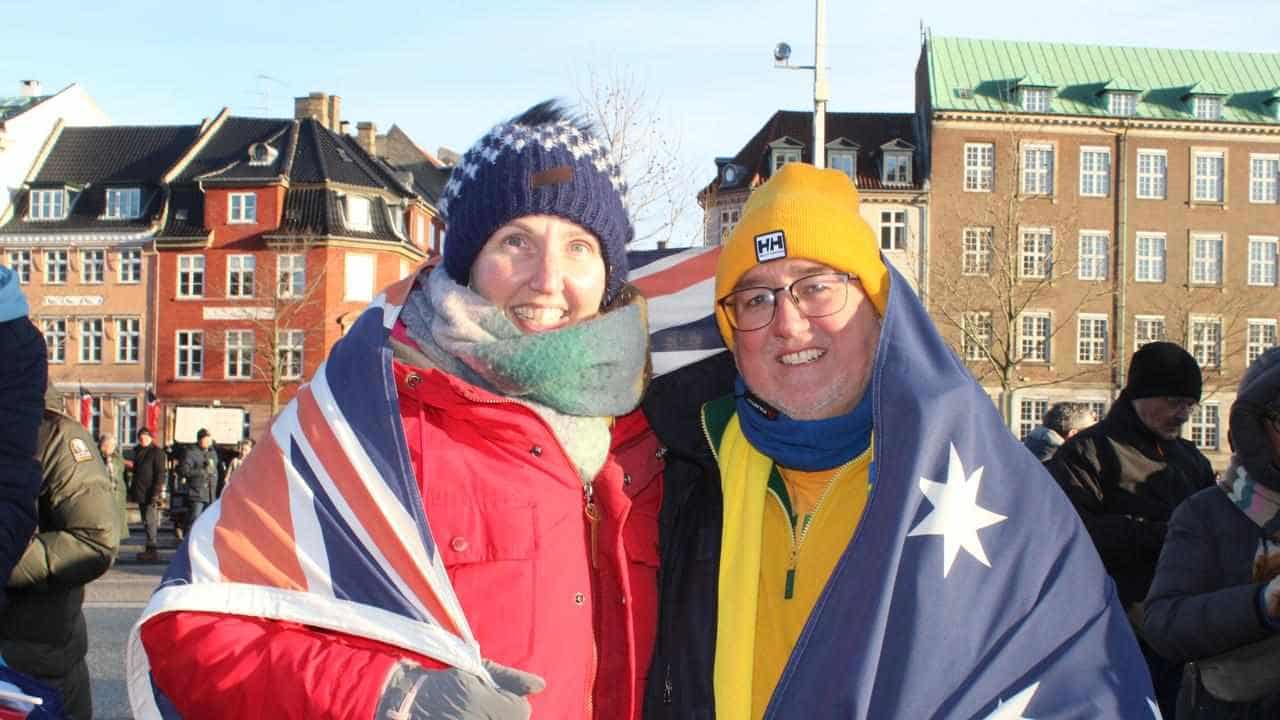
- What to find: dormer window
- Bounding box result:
[28,189,66,221]
[1021,87,1052,113]
[1107,92,1137,117]
[825,138,859,181]
[768,137,804,174]
[248,142,278,167]
[105,188,141,219]
[1192,95,1223,120]
[880,140,915,186]
[345,195,372,231]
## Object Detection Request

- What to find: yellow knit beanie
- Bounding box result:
[714,163,889,349]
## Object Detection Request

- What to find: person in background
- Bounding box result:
[1023,401,1097,462]
[0,265,45,610]
[130,428,167,563]
[98,434,130,543]
[1049,341,1216,716]
[177,428,218,536]
[218,438,253,497]
[1,387,118,720]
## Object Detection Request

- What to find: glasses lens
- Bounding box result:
[792,273,849,319]
[725,288,777,331]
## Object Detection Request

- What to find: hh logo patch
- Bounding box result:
[754,230,787,262]
[70,437,94,463]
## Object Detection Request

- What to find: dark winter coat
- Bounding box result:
[1048,393,1215,607]
[0,316,46,610]
[178,444,218,503]
[1023,425,1065,462]
[101,448,129,541]
[1,403,118,720]
[1144,487,1280,719]
[130,443,167,505]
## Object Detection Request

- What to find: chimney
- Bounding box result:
[326,95,342,133]
[294,92,329,127]
[357,121,377,156]
[19,80,41,97]
[437,147,461,166]
[339,120,351,135]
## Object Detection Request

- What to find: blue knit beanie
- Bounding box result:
[439,100,633,304]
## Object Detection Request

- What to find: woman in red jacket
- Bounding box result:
[135,101,661,720]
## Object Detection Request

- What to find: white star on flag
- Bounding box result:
[908,443,1008,578]
[982,682,1038,720]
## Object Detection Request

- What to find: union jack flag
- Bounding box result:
[627,245,725,376]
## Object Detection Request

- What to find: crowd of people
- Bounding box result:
[0,101,1277,720]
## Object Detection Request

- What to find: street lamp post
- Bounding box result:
[774,0,828,168]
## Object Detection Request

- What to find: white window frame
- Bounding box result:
[175,330,204,379]
[115,317,140,364]
[177,254,205,298]
[278,329,305,380]
[87,397,101,441]
[79,317,103,364]
[1136,149,1168,200]
[962,311,992,362]
[1193,150,1225,203]
[1018,397,1050,440]
[228,192,257,224]
[1250,153,1279,204]
[226,254,256,299]
[718,207,741,243]
[1247,319,1278,366]
[962,227,992,276]
[1135,233,1167,283]
[105,188,141,219]
[1192,96,1223,121]
[882,152,912,185]
[7,250,32,284]
[879,210,907,251]
[1189,232,1224,286]
[42,318,66,363]
[1079,147,1112,197]
[1108,92,1137,116]
[1021,87,1051,113]
[1189,315,1223,369]
[414,215,426,246]
[963,143,995,192]
[43,249,68,284]
[827,150,856,180]
[117,248,142,284]
[1019,228,1053,280]
[345,195,372,231]
[1076,313,1108,364]
[1134,315,1166,349]
[28,189,66,221]
[115,396,139,448]
[344,253,376,302]
[771,147,801,173]
[1189,403,1220,451]
[1018,311,1052,363]
[1248,235,1279,287]
[277,253,306,298]
[79,248,105,284]
[224,330,255,380]
[1078,231,1109,281]
[1021,143,1054,196]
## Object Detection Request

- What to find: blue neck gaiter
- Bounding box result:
[733,376,873,471]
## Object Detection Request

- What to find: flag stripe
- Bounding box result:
[631,246,721,297]
[212,436,307,589]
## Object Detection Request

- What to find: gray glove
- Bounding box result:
[376,659,545,720]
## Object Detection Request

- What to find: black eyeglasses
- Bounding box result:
[718,272,855,332]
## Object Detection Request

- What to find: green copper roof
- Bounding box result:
[928,36,1280,123]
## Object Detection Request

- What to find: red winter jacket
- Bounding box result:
[140,360,662,720]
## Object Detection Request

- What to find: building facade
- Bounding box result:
[0,81,109,218]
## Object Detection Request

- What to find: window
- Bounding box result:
[176,330,204,379]
[1077,314,1108,364]
[105,188,141,219]
[1021,88,1051,113]
[277,254,306,298]
[1189,316,1222,368]
[1135,233,1167,283]
[79,318,103,363]
[115,317,140,363]
[964,143,994,192]
[1021,144,1054,195]
[1078,232,1109,281]
[1135,316,1166,349]
[79,248,105,284]
[880,210,907,251]
[882,152,912,185]
[962,227,992,276]
[1020,228,1053,279]
[178,255,205,298]
[226,255,256,298]
[1019,312,1051,363]
[1249,236,1279,286]
[229,192,257,224]
[1088,400,1109,421]
[1193,151,1225,202]
[28,189,66,220]
[344,254,375,302]
[1079,148,1111,197]
[771,148,801,172]
[346,196,372,231]
[1189,403,1220,451]
[1192,96,1222,121]
[1136,150,1168,200]
[1190,233,1224,285]
[1248,320,1278,366]
[962,312,993,362]
[719,208,740,243]
[827,151,856,179]
[225,330,254,380]
[1108,92,1137,116]
[7,250,31,283]
[87,397,101,441]
[44,249,68,284]
[42,318,66,363]
[1250,154,1279,203]
[1018,398,1050,440]
[278,330,304,380]
[415,215,426,246]
[115,397,139,448]
[118,248,142,283]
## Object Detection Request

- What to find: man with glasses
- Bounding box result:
[644,164,1154,719]
[1049,341,1215,715]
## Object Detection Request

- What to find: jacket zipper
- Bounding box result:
[774,463,847,600]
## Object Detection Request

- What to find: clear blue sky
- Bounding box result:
[3,0,1276,244]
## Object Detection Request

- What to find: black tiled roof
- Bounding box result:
[174,117,296,184]
[290,119,414,192]
[705,111,922,195]
[160,187,208,239]
[375,125,451,203]
[34,125,201,185]
[2,185,161,234]
[273,187,409,245]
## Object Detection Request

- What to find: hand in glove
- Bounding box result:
[376,659,545,720]
[1263,574,1280,620]
[1230,350,1280,483]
